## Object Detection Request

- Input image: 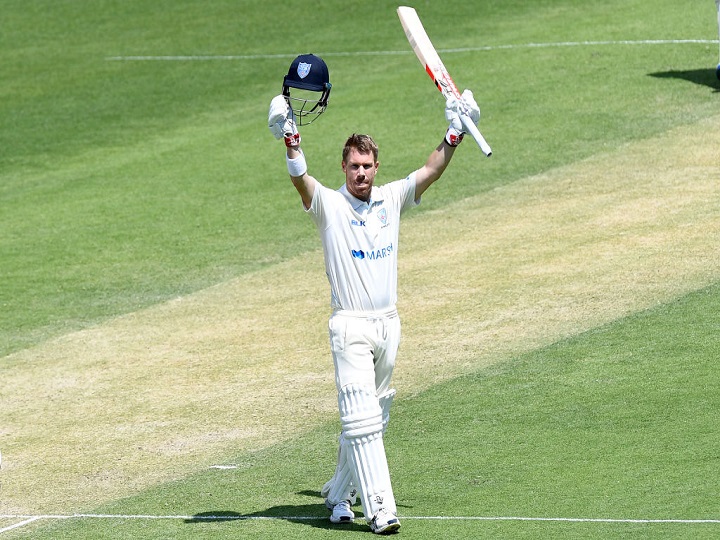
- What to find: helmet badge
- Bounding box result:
[297,62,312,79]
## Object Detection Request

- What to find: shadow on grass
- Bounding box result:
[648,68,720,92]
[184,491,368,532]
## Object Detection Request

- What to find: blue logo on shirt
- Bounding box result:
[351,243,393,260]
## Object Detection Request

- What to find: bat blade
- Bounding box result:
[398,6,459,101]
[397,5,492,157]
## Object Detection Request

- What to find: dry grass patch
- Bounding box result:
[1,115,718,514]
[397,117,719,389]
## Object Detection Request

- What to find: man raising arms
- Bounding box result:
[269,84,480,534]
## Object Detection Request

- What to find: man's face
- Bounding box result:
[342,148,379,202]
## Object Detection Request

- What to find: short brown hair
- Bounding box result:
[342,133,378,162]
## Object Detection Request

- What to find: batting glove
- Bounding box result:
[268,95,301,148]
[444,89,480,147]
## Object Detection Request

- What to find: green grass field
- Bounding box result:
[2,0,719,538]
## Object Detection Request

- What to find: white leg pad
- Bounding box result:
[338,384,397,519]
[379,388,396,433]
[324,432,358,505]
[323,388,396,505]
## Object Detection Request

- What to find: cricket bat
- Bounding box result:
[397,5,492,157]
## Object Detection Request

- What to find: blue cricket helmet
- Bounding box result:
[282,54,332,125]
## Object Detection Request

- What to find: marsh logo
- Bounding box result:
[351,243,393,261]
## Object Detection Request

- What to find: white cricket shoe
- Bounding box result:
[328,500,355,524]
[370,508,400,534]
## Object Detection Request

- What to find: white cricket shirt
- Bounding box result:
[307,173,419,312]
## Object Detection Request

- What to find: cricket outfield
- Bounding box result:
[1,0,719,538]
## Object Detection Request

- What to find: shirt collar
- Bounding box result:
[339,183,384,211]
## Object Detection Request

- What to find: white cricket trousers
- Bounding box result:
[328,307,401,395]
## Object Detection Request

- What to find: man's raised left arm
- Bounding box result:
[414,89,480,199]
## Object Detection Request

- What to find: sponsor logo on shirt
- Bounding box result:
[351,219,366,227]
[351,243,394,260]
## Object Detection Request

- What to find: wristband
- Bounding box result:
[286,150,307,177]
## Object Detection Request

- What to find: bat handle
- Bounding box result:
[460,114,492,157]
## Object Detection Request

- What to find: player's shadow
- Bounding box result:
[648,68,720,92]
[183,491,367,532]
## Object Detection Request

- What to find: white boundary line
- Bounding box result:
[0,518,41,534]
[106,39,719,61]
[2,513,719,536]
[2,513,720,532]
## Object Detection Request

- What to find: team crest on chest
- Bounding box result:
[377,207,388,226]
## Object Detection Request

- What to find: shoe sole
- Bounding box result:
[372,520,400,534]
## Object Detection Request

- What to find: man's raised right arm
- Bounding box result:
[268,95,316,209]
